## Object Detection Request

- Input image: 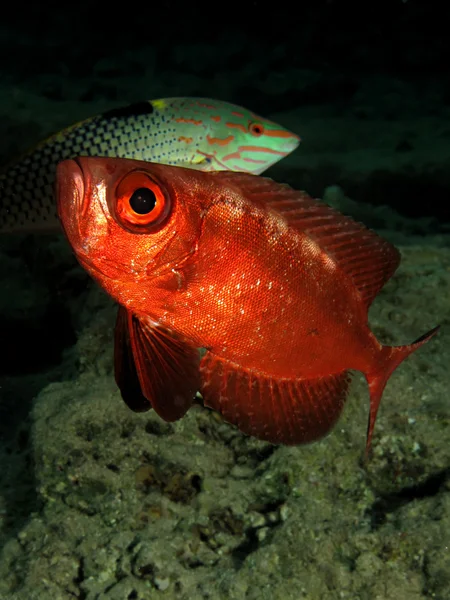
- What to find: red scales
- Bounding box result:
[57,157,439,454]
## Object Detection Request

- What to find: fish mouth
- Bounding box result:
[278,133,301,155]
[56,159,121,280]
[56,158,86,241]
[56,157,150,284]
[285,134,301,152]
[57,158,85,210]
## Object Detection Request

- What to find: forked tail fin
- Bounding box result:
[365,325,440,457]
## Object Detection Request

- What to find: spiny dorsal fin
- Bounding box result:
[213,172,401,309]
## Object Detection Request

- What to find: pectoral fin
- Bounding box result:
[114,306,200,421]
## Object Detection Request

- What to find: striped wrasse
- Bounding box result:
[0,97,300,233]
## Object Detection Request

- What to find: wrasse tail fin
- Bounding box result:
[200,352,351,445]
[114,306,200,421]
[365,325,440,457]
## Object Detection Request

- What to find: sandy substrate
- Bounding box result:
[0,33,449,599]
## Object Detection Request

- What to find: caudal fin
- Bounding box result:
[365,325,440,456]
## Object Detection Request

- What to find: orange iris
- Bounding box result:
[115,171,171,231]
[249,122,264,136]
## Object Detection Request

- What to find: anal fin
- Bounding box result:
[200,352,351,445]
[114,306,200,421]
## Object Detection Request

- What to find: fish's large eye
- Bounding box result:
[129,188,156,215]
[115,171,171,231]
[249,122,264,137]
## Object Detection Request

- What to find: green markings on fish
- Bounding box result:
[0,97,300,233]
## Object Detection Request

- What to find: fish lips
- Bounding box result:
[56,158,123,280]
[283,134,301,153]
[56,158,86,244]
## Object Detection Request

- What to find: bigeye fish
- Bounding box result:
[0,97,300,233]
[56,157,439,455]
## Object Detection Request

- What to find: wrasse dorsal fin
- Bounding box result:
[200,352,351,445]
[114,306,200,420]
[101,101,155,120]
[212,172,401,310]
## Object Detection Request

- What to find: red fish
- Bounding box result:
[56,157,439,453]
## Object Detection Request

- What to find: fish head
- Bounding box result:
[56,156,208,310]
[164,98,300,174]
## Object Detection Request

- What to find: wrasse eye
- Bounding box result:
[249,122,264,136]
[115,171,171,232]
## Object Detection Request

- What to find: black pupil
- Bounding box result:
[129,187,156,215]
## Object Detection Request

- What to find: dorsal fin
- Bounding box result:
[212,172,401,309]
